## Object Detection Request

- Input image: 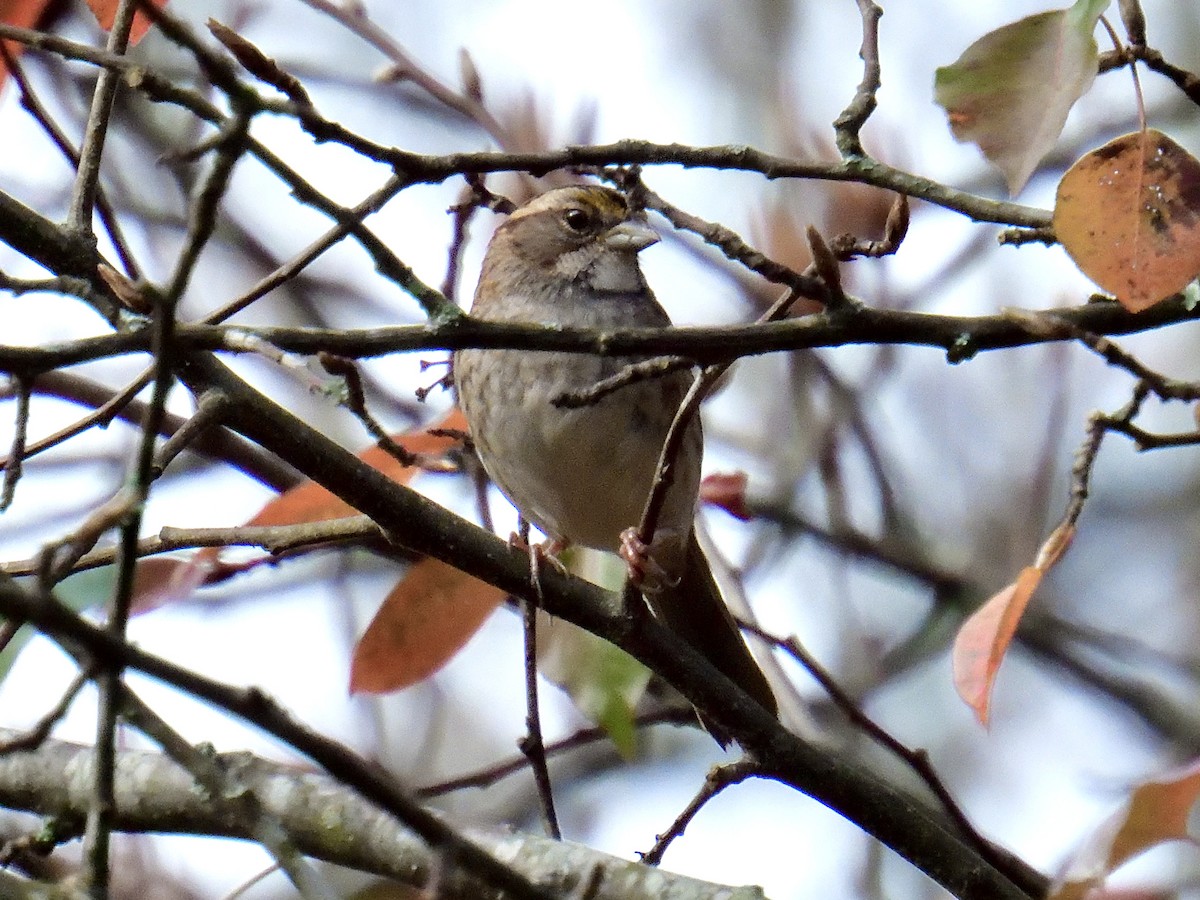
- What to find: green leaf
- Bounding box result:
[536,550,650,758]
[934,0,1111,194]
[0,568,114,685]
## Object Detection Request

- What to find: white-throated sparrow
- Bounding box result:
[454,185,776,742]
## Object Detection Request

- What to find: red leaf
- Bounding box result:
[83,0,169,45]
[349,558,504,694]
[954,522,1078,724]
[700,471,754,521]
[131,410,467,615]
[953,566,1043,726]
[0,0,51,86]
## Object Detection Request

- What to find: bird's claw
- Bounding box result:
[619,527,676,592]
[509,532,568,599]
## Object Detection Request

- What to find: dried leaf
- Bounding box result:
[934,0,1110,194]
[1054,129,1200,312]
[98,263,151,313]
[1050,760,1200,900]
[952,566,1043,726]
[128,410,465,618]
[349,558,504,693]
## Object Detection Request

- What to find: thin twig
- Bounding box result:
[623,176,820,296]
[0,573,560,900]
[518,598,561,840]
[152,391,228,477]
[130,4,458,321]
[833,0,884,158]
[553,358,693,409]
[202,174,409,325]
[0,668,90,754]
[295,0,512,146]
[1099,45,1200,107]
[2,370,299,492]
[737,622,1020,886]
[639,759,758,866]
[0,43,139,277]
[441,178,486,304]
[1,516,384,578]
[120,686,337,898]
[1105,421,1200,450]
[415,709,695,799]
[0,22,1058,229]
[316,354,430,468]
[0,369,153,473]
[166,112,252,304]
[0,377,30,510]
[1118,0,1147,46]
[67,0,138,231]
[76,0,142,887]
[632,287,803,553]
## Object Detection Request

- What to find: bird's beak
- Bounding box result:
[604,219,660,253]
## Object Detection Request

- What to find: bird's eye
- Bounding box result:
[563,207,592,232]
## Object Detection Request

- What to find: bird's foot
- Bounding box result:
[508,532,569,600]
[619,527,678,593]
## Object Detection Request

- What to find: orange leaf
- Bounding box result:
[349,558,504,693]
[0,0,51,86]
[952,566,1043,726]
[249,408,466,527]
[1050,760,1200,900]
[129,410,466,617]
[83,0,169,45]
[1055,129,1200,312]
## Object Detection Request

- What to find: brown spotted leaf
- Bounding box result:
[1055,129,1200,312]
[934,0,1109,194]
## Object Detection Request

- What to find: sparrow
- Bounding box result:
[453,184,776,743]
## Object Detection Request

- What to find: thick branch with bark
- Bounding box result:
[0,730,763,900]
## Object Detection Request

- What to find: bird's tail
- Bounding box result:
[647,533,777,746]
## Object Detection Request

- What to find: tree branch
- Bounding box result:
[0,729,764,900]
